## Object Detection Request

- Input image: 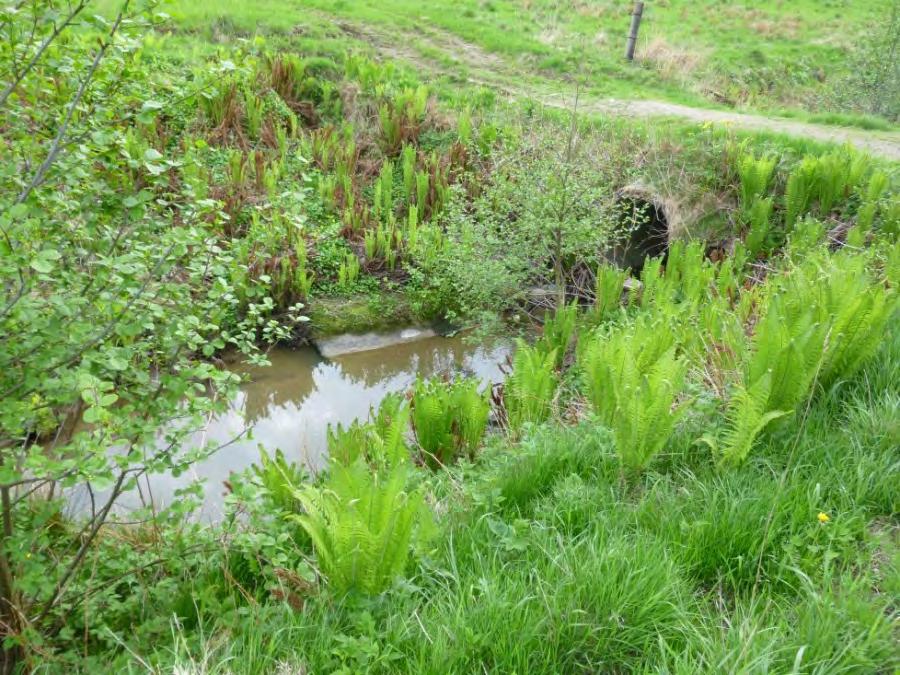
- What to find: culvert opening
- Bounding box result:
[613,194,670,272]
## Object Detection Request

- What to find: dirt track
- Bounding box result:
[334,19,900,161]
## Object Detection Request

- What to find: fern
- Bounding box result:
[717,374,792,467]
[290,460,432,595]
[371,393,410,466]
[784,157,818,229]
[611,347,688,471]
[744,196,773,258]
[848,170,889,245]
[719,251,896,465]
[451,379,491,457]
[594,264,627,320]
[786,217,826,255]
[251,448,308,514]
[412,376,490,467]
[579,317,686,471]
[504,340,558,432]
[737,151,777,212]
[746,294,826,413]
[537,300,578,367]
[803,252,897,388]
[401,143,416,200]
[328,394,412,468]
[327,419,370,466]
[579,317,676,425]
[640,241,715,314]
[815,151,849,216]
[785,150,873,228]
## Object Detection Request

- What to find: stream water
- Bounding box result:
[68,332,508,521]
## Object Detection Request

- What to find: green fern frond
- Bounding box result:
[537,300,578,367]
[745,196,773,258]
[737,152,777,211]
[290,460,433,595]
[594,264,627,320]
[412,376,491,466]
[718,372,792,467]
[784,156,818,229]
[504,340,558,432]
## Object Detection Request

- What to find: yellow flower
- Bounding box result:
[817,512,830,523]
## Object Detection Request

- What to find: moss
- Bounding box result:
[306,292,415,337]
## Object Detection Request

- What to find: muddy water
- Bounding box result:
[71,334,508,521]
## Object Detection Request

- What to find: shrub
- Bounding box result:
[828,4,900,122]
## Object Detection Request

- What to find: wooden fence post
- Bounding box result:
[625,1,644,61]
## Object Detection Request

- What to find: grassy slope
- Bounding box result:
[113,334,899,673]
[139,0,895,127]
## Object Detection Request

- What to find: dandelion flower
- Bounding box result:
[817,512,830,523]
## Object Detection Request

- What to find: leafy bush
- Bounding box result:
[0,4,303,654]
[828,4,900,122]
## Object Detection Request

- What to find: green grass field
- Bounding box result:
[131,0,898,127]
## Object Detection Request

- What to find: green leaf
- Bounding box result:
[30,257,54,274]
[108,356,128,371]
[29,250,61,273]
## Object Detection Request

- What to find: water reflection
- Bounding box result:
[70,335,508,521]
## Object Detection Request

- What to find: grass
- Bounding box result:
[107,0,900,127]
[101,340,899,672]
[306,293,414,337]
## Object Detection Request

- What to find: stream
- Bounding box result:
[68,331,509,521]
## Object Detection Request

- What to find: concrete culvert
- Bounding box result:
[612,184,674,272]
